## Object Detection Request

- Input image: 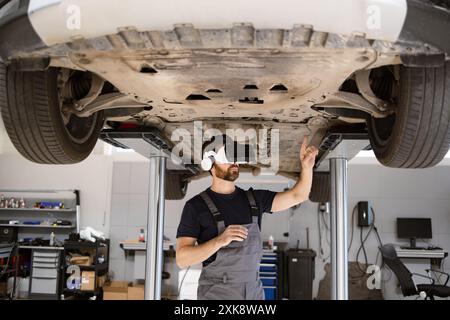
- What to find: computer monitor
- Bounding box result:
[397,218,432,249]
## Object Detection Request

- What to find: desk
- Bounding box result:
[395,246,447,259]
[119,240,177,298]
[395,246,448,270]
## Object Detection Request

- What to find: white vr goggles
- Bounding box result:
[201,146,231,171]
[200,142,254,171]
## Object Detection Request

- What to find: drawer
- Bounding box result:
[33,259,59,268]
[33,256,59,264]
[33,262,58,268]
[261,277,277,286]
[262,251,277,257]
[259,264,277,273]
[261,256,277,264]
[31,277,58,294]
[33,267,58,279]
[33,251,60,258]
[260,271,277,277]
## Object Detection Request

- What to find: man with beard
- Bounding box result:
[176,134,318,300]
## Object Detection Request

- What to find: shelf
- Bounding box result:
[77,262,109,271]
[19,245,64,250]
[0,224,74,229]
[0,207,75,212]
[64,239,109,249]
[63,288,102,295]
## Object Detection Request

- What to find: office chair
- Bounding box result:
[380,244,450,300]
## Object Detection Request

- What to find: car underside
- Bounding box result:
[0,0,450,199]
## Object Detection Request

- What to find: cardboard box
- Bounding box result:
[81,271,95,291]
[103,281,129,300]
[109,280,129,288]
[97,275,107,288]
[70,255,93,266]
[103,286,128,300]
[128,284,144,300]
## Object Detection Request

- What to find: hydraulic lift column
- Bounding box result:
[329,157,348,300]
[144,153,167,300]
[315,133,370,301]
[99,129,196,301]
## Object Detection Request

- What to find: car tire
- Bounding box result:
[0,65,104,164]
[165,172,188,200]
[367,62,450,168]
[309,172,330,203]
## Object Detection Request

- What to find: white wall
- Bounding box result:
[287,161,450,299]
[0,150,113,234]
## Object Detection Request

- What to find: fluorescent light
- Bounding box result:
[115,147,135,153]
[355,150,375,158]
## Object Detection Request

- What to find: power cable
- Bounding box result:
[177,266,191,298]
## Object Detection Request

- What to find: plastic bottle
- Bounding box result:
[139,229,145,242]
[50,232,55,246]
[268,235,274,250]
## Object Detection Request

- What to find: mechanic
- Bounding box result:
[176,134,319,300]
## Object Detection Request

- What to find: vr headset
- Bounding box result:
[201,138,255,171]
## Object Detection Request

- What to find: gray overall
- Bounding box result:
[197,189,265,300]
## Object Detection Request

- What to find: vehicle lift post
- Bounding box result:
[99,129,195,300]
[144,152,167,300]
[317,133,369,300]
[329,156,348,300]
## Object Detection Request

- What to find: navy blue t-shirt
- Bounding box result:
[176,186,277,265]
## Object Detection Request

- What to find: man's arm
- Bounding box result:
[176,225,249,269]
[271,137,319,212]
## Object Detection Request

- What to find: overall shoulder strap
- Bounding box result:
[245,188,260,225]
[200,190,225,232]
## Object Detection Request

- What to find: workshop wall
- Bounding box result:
[109,159,450,297]
[0,151,112,236]
[288,161,450,299]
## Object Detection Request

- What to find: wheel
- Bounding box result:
[0,65,104,164]
[367,62,450,168]
[165,172,188,200]
[309,172,330,203]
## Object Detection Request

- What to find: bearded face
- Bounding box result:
[212,163,239,181]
